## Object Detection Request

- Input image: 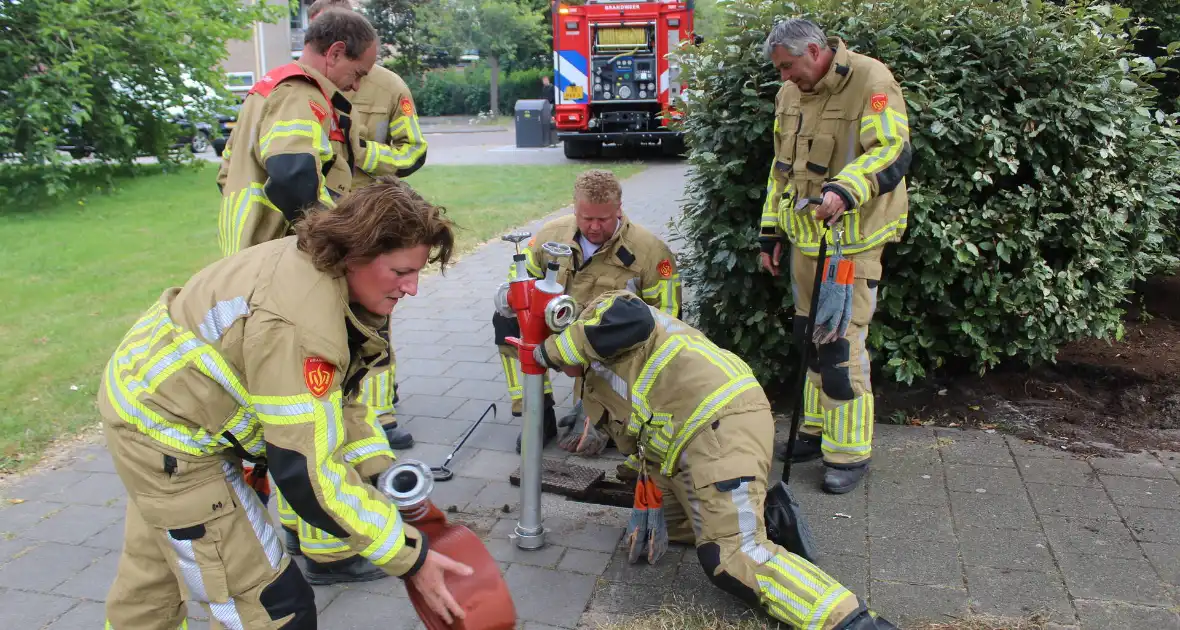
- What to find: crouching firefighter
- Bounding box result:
[531,290,898,630]
[491,169,681,454]
[98,178,471,629]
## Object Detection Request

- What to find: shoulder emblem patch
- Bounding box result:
[308,99,328,123]
[399,96,414,117]
[657,259,673,279]
[303,357,335,397]
[870,92,888,113]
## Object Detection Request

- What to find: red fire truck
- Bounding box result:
[549,0,697,159]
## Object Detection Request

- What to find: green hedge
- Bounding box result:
[672,0,1180,391]
[398,62,550,116]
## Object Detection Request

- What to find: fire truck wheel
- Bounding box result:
[563,139,601,159]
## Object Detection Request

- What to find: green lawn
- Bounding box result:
[0,160,645,472]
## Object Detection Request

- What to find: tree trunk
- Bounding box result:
[488,55,500,116]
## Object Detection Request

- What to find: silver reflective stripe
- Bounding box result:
[314,399,388,528]
[105,360,211,452]
[198,297,250,343]
[731,481,773,564]
[809,585,853,630]
[757,576,810,621]
[368,515,407,562]
[255,401,315,418]
[590,361,629,400]
[221,461,283,570]
[343,442,389,464]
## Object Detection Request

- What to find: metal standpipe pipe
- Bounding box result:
[515,367,547,549]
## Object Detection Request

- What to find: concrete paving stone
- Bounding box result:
[1156,450,1180,470]
[491,517,517,539]
[61,472,127,506]
[393,394,466,417]
[558,548,612,575]
[870,537,963,587]
[1077,599,1180,630]
[486,537,566,568]
[0,588,84,628]
[1056,552,1173,606]
[1140,542,1180,585]
[1007,436,1071,460]
[963,565,1074,620]
[428,476,486,512]
[868,501,957,542]
[455,448,523,483]
[944,463,1027,496]
[505,564,597,628]
[869,582,970,629]
[51,551,119,600]
[868,470,950,507]
[0,542,108,592]
[396,376,461,396]
[1017,457,1103,488]
[873,424,937,448]
[439,345,499,363]
[442,331,495,348]
[581,579,666,621]
[949,489,1041,531]
[449,398,511,424]
[0,537,38,564]
[0,500,68,536]
[469,422,524,453]
[601,546,684,583]
[46,601,107,628]
[310,582,347,614]
[543,518,625,553]
[316,588,419,629]
[343,574,409,597]
[444,379,513,402]
[1025,483,1122,522]
[958,526,1057,572]
[806,511,868,557]
[818,552,870,597]
[402,416,472,446]
[393,360,458,379]
[1089,452,1173,479]
[70,446,117,473]
[468,481,522,512]
[25,504,126,546]
[1119,505,1180,545]
[936,436,1015,468]
[870,446,943,470]
[444,361,504,381]
[1099,473,1180,510]
[389,342,445,360]
[1039,516,1144,560]
[2,470,93,503]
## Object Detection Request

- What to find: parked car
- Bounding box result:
[212,101,241,157]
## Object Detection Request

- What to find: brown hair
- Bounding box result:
[296,176,456,275]
[308,0,352,21]
[574,169,622,205]
[303,8,376,59]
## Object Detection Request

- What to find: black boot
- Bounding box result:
[282,526,301,557]
[382,420,414,450]
[303,555,388,586]
[823,461,869,494]
[515,393,558,454]
[776,432,822,462]
[836,608,899,630]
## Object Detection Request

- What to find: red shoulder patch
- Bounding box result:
[308,99,328,123]
[399,96,414,117]
[657,259,673,279]
[870,92,888,113]
[303,357,335,397]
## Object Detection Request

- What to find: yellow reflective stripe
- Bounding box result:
[834,107,909,206]
[641,276,679,316]
[661,375,759,476]
[808,583,855,630]
[360,370,395,415]
[821,393,874,456]
[219,183,280,257]
[298,519,350,554]
[342,436,393,465]
[757,575,814,626]
[276,487,298,527]
[761,163,782,229]
[524,248,543,279]
[365,115,428,173]
[259,119,325,158]
[628,336,684,433]
[556,330,587,366]
[803,379,823,428]
[500,354,522,400]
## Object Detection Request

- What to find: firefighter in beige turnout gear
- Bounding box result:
[757,19,912,494]
[491,170,681,454]
[99,179,471,629]
[532,291,898,630]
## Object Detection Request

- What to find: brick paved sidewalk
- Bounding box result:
[1,163,1178,629]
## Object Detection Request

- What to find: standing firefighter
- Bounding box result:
[99,177,471,629]
[757,19,912,494]
[491,170,681,453]
[532,291,898,630]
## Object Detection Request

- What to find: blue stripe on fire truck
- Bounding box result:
[555,50,589,104]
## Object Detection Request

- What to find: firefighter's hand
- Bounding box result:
[406,550,473,624]
[759,241,783,276]
[814,191,846,226]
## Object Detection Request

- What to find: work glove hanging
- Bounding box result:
[557,415,609,456]
[643,475,668,565]
[625,468,651,563]
[812,233,855,346]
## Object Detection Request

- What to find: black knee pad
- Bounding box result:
[696,543,761,609]
[492,311,521,346]
[260,561,317,629]
[792,315,819,373]
[818,338,855,401]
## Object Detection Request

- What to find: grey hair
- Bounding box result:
[763,18,828,58]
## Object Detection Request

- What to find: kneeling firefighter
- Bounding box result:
[98,178,471,629]
[530,290,898,630]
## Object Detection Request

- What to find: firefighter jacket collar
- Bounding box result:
[296,62,354,116]
[571,215,635,269]
[333,274,390,351]
[811,37,854,97]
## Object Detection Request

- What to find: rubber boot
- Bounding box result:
[515,393,558,454]
[282,526,301,557]
[382,419,414,450]
[823,461,869,494]
[776,432,822,462]
[836,607,899,630]
[303,555,388,586]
